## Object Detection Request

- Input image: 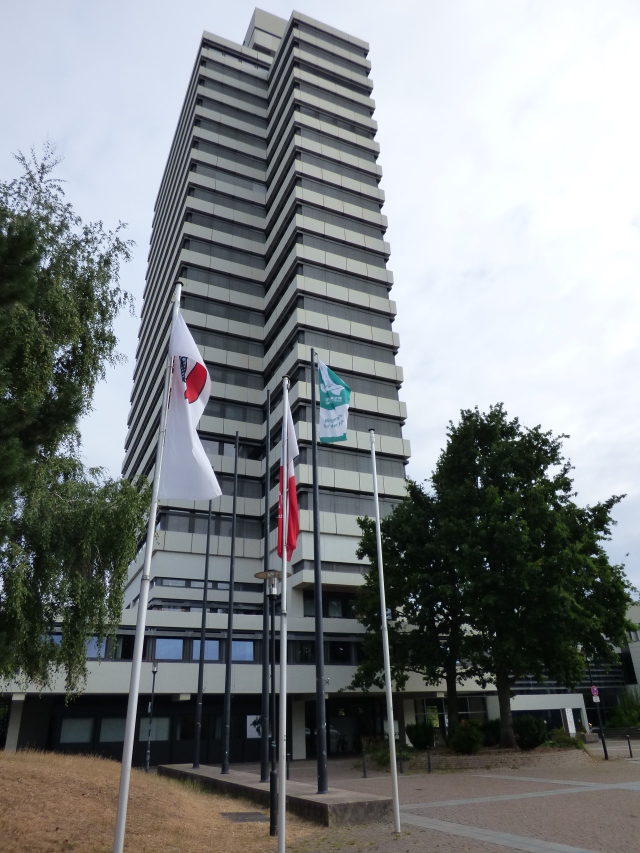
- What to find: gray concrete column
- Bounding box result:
[4,693,26,752]
[291,700,306,760]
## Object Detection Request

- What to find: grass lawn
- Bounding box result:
[0,750,317,853]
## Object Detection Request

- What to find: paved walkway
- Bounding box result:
[254,755,640,852]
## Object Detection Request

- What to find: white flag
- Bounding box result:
[318,359,351,443]
[158,312,221,500]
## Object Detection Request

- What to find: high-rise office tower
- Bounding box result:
[1,9,599,765]
[120,8,409,760]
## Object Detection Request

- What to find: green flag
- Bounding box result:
[318,359,351,443]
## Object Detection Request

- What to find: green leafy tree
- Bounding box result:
[433,404,633,748]
[1,458,149,690]
[0,144,132,507]
[352,480,475,737]
[0,145,149,691]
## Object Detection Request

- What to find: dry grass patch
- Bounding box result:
[0,750,318,853]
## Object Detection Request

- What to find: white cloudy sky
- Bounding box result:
[2,1,640,588]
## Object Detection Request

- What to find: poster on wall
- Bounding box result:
[247,715,261,739]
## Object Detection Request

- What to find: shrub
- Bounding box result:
[364,741,414,768]
[450,721,483,755]
[481,719,502,747]
[607,689,640,728]
[513,715,547,751]
[406,721,436,750]
[548,728,582,749]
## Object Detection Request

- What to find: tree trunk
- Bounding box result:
[445,661,459,740]
[496,666,517,749]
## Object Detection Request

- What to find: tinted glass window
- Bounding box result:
[60,718,93,744]
[232,640,254,661]
[192,639,220,661]
[155,638,184,660]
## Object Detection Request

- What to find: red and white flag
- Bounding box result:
[158,311,221,501]
[277,397,299,561]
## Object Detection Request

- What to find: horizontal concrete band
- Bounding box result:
[157,763,392,826]
[399,813,600,853]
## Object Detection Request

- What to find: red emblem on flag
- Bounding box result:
[180,357,207,403]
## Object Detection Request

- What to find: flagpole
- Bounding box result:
[310,348,328,793]
[112,280,182,853]
[278,376,290,853]
[260,391,271,783]
[369,429,401,834]
[221,430,239,774]
[193,498,212,768]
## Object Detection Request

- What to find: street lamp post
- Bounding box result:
[587,658,608,760]
[145,662,158,773]
[255,568,281,837]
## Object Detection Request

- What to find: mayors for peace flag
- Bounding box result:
[318,359,351,443]
[277,396,299,561]
[158,311,222,501]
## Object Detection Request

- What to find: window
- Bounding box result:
[292,640,315,663]
[191,327,263,358]
[138,717,171,741]
[326,641,351,664]
[155,638,184,660]
[300,152,378,188]
[200,76,266,109]
[204,400,264,424]
[232,640,255,661]
[299,83,372,119]
[186,236,265,271]
[300,262,389,298]
[298,490,400,518]
[327,594,346,619]
[298,445,404,477]
[176,715,195,740]
[297,105,373,140]
[198,95,267,129]
[304,590,357,619]
[187,185,265,217]
[115,635,150,661]
[183,294,264,325]
[192,160,265,194]
[186,211,265,245]
[206,365,263,390]
[100,718,126,742]
[192,139,265,174]
[182,263,264,298]
[300,233,385,269]
[192,639,220,661]
[303,330,396,366]
[86,637,106,659]
[298,127,376,162]
[300,295,391,332]
[159,512,263,540]
[414,700,439,727]
[60,718,93,744]
[217,475,263,499]
[201,438,264,460]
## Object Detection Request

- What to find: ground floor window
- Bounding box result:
[60,718,93,744]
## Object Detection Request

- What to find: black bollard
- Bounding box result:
[399,747,403,775]
[628,735,634,759]
[362,747,367,778]
[286,752,290,781]
[427,747,431,774]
